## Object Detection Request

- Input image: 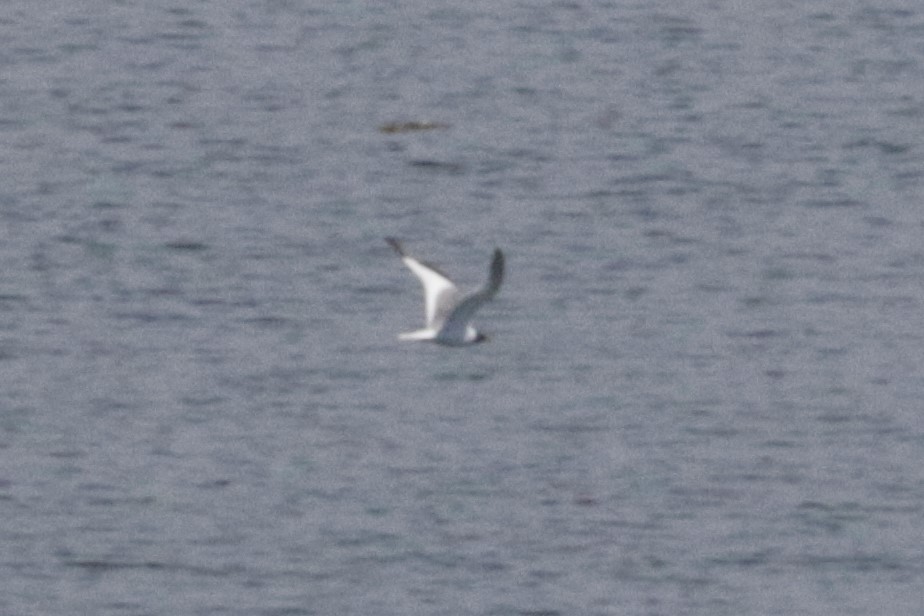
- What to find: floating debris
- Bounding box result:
[378,121,450,134]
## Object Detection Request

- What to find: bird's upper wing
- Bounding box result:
[386,238,461,327]
[439,248,504,339]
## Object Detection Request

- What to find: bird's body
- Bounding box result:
[385,238,504,346]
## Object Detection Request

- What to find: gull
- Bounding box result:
[385,238,504,345]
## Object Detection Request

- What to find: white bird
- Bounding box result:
[386,238,504,346]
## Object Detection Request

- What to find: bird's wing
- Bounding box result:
[439,248,504,339]
[386,238,461,327]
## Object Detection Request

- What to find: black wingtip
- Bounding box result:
[492,248,504,268]
[385,237,405,256]
[489,248,504,290]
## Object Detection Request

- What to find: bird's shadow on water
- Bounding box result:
[363,340,511,399]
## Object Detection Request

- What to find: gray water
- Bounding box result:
[2,1,924,614]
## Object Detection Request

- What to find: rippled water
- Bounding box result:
[2,1,924,614]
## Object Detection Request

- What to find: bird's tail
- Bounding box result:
[398,329,437,341]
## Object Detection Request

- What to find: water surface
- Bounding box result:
[2,1,924,614]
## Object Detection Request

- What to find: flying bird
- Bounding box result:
[385,238,504,346]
